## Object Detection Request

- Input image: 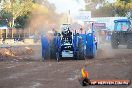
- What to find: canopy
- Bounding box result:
[0,26,8,30]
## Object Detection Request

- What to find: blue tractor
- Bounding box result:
[41,23,97,61]
[111,19,132,49]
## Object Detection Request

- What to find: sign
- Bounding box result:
[91,17,127,30]
[93,23,106,27]
[75,11,91,22]
[93,23,106,30]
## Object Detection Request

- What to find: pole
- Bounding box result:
[29,27,30,37]
[10,28,13,38]
[68,10,71,24]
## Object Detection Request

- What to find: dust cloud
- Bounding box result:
[97,40,132,60]
[26,1,62,36]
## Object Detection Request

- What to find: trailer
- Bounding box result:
[41,22,97,61]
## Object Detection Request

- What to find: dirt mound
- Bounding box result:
[0,47,34,59]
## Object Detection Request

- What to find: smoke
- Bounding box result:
[27,1,62,36]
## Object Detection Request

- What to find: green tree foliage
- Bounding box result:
[0,10,12,26]
[2,0,33,27]
[0,0,65,30]
[14,15,29,28]
[85,0,132,18]
[120,0,131,3]
[113,0,132,17]
[92,4,114,17]
[85,0,109,17]
[85,0,105,11]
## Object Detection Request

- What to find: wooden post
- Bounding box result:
[6,29,7,38]
[12,28,13,38]
[0,29,1,39]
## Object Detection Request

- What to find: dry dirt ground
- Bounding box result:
[0,43,132,88]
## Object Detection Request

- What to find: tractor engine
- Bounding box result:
[61,27,72,44]
[60,24,74,58]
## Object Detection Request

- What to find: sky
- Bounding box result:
[48,0,116,14]
[107,0,116,3]
[48,0,85,14]
[47,0,116,22]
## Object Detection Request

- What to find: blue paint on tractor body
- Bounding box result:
[73,34,78,51]
[41,35,49,59]
[85,33,96,58]
[41,23,97,60]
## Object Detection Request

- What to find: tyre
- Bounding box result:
[78,37,85,60]
[127,38,132,49]
[111,33,118,49]
[86,45,96,59]
[56,52,60,62]
[73,51,78,60]
[49,39,57,60]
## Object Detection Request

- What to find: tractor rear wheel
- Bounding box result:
[127,38,132,49]
[78,37,85,60]
[49,40,57,60]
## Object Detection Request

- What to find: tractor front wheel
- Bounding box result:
[127,38,132,49]
[111,33,118,49]
[49,40,57,60]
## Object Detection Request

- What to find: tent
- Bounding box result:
[0,26,8,30]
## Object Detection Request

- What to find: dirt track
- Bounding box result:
[0,43,132,88]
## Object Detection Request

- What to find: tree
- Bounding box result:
[113,0,132,18]
[0,10,12,26]
[85,0,132,18]
[85,0,105,11]
[2,0,33,27]
[29,0,62,33]
[92,4,114,17]
[14,14,30,28]
[85,0,110,17]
